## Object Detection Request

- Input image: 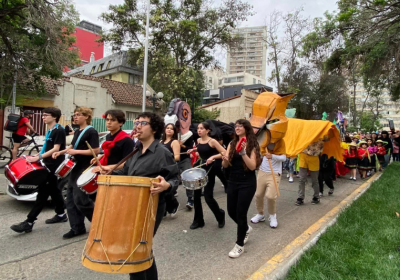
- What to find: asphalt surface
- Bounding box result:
[0,170,365,280]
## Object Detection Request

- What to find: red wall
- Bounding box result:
[74,27,104,63]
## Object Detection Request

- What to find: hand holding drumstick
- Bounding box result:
[86,141,104,172]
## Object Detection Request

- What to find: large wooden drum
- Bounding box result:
[82,175,159,274]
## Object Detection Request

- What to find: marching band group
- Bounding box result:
[8,106,291,279]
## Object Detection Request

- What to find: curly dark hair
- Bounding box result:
[104,109,126,124]
[137,112,165,139]
[228,119,261,170]
[161,123,178,142]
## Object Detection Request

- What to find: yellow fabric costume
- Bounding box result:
[283,119,343,161]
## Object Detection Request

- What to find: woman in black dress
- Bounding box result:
[160,123,181,217]
[222,119,260,258]
[188,122,227,229]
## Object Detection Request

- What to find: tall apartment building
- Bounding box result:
[353,84,400,130]
[226,26,267,79]
[74,20,104,64]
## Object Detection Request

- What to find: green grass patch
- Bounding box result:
[285,163,400,280]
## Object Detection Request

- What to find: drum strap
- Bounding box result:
[74,125,93,149]
[40,123,63,155]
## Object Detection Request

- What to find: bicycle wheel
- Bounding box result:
[0,146,12,168]
[29,145,43,156]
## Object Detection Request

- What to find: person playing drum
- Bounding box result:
[10,107,67,233]
[52,107,99,239]
[91,110,134,173]
[187,122,227,230]
[100,112,179,280]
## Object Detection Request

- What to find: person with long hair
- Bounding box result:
[222,119,261,258]
[160,123,180,217]
[187,122,227,229]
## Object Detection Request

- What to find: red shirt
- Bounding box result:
[15,117,29,136]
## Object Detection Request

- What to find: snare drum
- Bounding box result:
[181,167,208,190]
[4,156,49,195]
[77,167,98,194]
[55,158,75,178]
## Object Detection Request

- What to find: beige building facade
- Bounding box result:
[199,89,260,123]
[203,70,266,90]
[226,26,267,79]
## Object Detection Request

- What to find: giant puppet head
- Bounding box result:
[249,92,296,155]
[164,98,192,136]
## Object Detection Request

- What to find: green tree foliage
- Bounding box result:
[99,0,253,104]
[192,108,220,123]
[0,0,80,87]
[359,111,382,132]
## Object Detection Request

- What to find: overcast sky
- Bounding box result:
[74,0,338,79]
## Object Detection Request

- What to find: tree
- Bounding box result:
[359,111,382,132]
[99,0,253,104]
[0,0,80,98]
[192,108,220,123]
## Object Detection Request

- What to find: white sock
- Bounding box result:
[58,214,65,217]
[28,222,33,226]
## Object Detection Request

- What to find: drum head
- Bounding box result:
[77,167,97,186]
[181,168,207,181]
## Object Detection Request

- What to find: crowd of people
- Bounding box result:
[6,107,398,280]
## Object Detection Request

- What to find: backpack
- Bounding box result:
[4,113,22,132]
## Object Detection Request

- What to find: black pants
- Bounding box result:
[318,169,334,193]
[27,172,64,223]
[164,190,179,213]
[66,167,94,233]
[129,201,166,280]
[193,164,224,224]
[227,181,256,247]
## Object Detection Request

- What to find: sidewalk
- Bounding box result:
[0,172,365,280]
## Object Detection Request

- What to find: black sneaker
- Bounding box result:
[295,198,304,206]
[311,197,320,205]
[63,228,86,239]
[218,209,225,228]
[328,189,334,195]
[45,214,68,224]
[170,203,180,218]
[10,220,33,233]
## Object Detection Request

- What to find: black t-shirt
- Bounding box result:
[104,130,135,165]
[71,127,99,169]
[43,125,66,170]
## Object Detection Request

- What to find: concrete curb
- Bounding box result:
[247,172,382,280]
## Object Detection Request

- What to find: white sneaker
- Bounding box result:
[269,214,278,228]
[250,214,265,224]
[244,225,253,244]
[228,244,244,258]
[289,177,294,183]
[287,173,290,178]
[319,192,323,198]
[349,177,353,180]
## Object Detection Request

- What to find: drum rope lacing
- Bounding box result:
[82,176,156,272]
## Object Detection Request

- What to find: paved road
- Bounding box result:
[0,171,364,280]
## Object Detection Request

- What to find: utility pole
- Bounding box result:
[11,65,17,113]
[141,0,151,112]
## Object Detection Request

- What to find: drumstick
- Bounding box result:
[86,141,104,171]
[221,152,232,166]
[195,160,215,169]
[82,163,94,174]
[267,155,280,197]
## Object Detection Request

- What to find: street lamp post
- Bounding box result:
[146,91,164,113]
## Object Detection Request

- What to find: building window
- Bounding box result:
[97,63,104,72]
[106,61,111,69]
[109,75,112,79]
[219,79,222,85]
[253,78,256,84]
[90,66,95,74]
[129,74,139,84]
[126,111,139,120]
[258,80,261,84]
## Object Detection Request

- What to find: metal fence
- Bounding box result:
[91,118,134,133]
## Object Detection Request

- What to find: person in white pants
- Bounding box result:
[251,151,286,228]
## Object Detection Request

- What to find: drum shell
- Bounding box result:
[82,175,159,274]
[55,159,75,178]
[182,175,208,190]
[77,169,98,195]
[5,157,48,194]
